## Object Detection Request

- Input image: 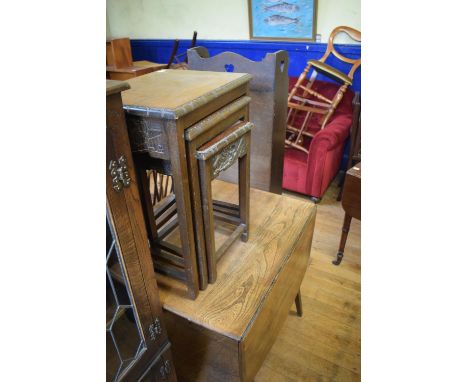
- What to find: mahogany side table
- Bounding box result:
[334,162,361,265]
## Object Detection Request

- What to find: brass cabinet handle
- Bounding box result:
[148,318,162,341]
[160,360,171,379]
[109,155,131,192]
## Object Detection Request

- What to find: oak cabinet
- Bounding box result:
[106,80,176,382]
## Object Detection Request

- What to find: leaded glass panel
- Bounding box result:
[106,212,146,381]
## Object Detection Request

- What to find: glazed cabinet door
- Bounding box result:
[106,86,175,382]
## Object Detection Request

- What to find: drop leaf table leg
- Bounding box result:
[295,290,303,317]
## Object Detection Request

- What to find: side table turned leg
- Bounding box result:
[295,290,303,317]
[336,179,344,201]
[333,213,352,266]
[311,196,321,204]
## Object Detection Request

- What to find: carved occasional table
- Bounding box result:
[120,69,252,299]
[195,121,253,283]
[183,94,251,287]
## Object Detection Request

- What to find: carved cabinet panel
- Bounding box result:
[106,80,176,382]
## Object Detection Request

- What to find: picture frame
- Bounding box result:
[248,0,318,41]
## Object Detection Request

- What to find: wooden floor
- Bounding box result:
[255,177,361,382]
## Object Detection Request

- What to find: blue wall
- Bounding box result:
[130,38,360,172]
[130,39,361,92]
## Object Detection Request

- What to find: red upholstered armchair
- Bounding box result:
[282,78,357,201]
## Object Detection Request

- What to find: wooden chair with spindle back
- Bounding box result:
[148,170,173,205]
[285,26,361,154]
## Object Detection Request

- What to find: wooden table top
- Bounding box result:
[156,180,317,340]
[347,162,361,179]
[106,79,130,96]
[106,61,167,73]
[133,60,167,69]
[121,69,252,119]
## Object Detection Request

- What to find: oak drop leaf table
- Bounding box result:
[156,180,317,382]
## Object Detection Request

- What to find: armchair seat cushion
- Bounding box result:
[282,78,355,198]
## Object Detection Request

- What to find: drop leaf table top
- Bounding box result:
[155,180,317,381]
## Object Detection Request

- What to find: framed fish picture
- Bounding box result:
[248,0,318,41]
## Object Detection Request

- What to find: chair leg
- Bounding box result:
[336,170,346,201]
[295,290,303,317]
[166,39,180,69]
[287,62,313,103]
[337,186,344,202]
[333,213,352,265]
[320,84,347,129]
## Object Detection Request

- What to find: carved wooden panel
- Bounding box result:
[211,137,247,179]
[125,115,170,160]
[195,122,252,180]
[188,47,289,194]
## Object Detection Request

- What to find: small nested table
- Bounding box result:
[184,95,251,287]
[334,162,361,265]
[156,180,317,382]
[196,121,253,283]
[121,69,252,299]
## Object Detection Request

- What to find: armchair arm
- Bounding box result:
[303,113,353,197]
[308,114,353,153]
[308,91,359,154]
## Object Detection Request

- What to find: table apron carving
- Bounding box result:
[125,115,170,160]
[211,138,247,179]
